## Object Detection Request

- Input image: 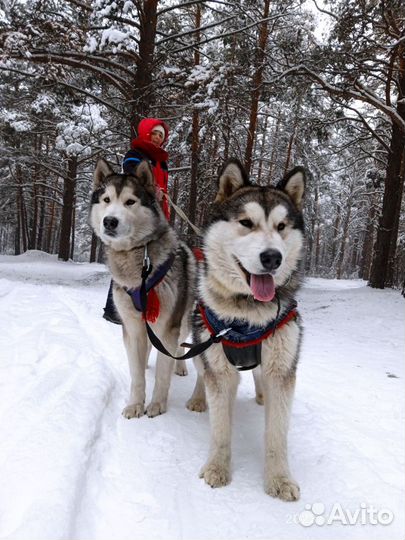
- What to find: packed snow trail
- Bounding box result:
[0,252,403,540]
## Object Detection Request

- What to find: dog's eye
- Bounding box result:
[239,219,253,229]
[277,222,286,232]
[103,197,110,204]
[125,199,136,206]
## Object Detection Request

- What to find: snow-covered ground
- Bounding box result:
[0,251,404,540]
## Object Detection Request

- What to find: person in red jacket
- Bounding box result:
[103,118,171,324]
[122,118,170,219]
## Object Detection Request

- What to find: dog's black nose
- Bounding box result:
[260,249,282,271]
[103,216,119,230]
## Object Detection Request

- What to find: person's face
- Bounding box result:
[151,129,164,147]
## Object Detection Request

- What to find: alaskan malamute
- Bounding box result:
[90,159,195,418]
[187,159,305,501]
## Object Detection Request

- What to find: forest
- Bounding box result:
[0,0,404,292]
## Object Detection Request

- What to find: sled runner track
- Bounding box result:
[0,280,120,539]
[50,287,202,539]
[47,286,126,537]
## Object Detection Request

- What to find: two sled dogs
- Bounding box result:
[90,157,306,501]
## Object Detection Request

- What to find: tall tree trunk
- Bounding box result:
[70,192,76,260]
[58,156,77,261]
[284,96,302,175]
[314,221,321,272]
[337,205,352,279]
[257,112,269,184]
[331,203,341,267]
[244,0,271,174]
[369,49,405,288]
[97,242,104,264]
[350,237,359,274]
[30,134,42,250]
[188,4,201,240]
[131,0,158,134]
[37,184,45,251]
[223,34,237,162]
[369,123,405,288]
[15,188,21,255]
[30,181,38,250]
[267,111,281,183]
[53,217,61,254]
[309,181,319,272]
[46,196,56,253]
[385,148,405,286]
[90,233,98,263]
[359,201,376,280]
[17,178,28,253]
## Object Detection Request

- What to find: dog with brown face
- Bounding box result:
[90,159,195,419]
[187,159,306,501]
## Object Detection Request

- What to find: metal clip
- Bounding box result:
[214,327,232,341]
[143,244,151,272]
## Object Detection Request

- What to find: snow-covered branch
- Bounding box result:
[265,64,405,133]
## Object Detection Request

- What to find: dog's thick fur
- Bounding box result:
[91,159,196,418]
[187,159,306,500]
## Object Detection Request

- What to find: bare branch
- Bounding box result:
[156,15,236,44]
[334,99,391,153]
[157,0,211,16]
[52,51,137,79]
[173,12,298,54]
[311,0,338,20]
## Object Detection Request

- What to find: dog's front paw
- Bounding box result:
[255,392,264,405]
[186,397,207,412]
[122,403,144,419]
[265,475,300,501]
[146,401,167,418]
[175,361,188,376]
[200,461,231,488]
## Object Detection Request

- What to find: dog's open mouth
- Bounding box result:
[235,258,275,302]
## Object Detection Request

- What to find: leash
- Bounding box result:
[163,192,203,237]
[139,245,231,360]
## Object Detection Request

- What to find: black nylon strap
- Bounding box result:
[144,320,222,360]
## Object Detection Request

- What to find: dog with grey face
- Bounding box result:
[90,159,195,418]
[187,159,305,501]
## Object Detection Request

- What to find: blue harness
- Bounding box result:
[125,253,175,312]
[199,301,298,371]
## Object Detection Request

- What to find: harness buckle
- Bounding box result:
[213,327,231,342]
[143,255,151,272]
[142,244,152,277]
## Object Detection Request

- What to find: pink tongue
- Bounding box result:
[250,274,275,302]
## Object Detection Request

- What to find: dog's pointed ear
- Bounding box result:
[215,159,250,203]
[136,160,155,193]
[94,159,114,188]
[277,167,306,209]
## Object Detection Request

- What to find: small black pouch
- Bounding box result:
[222,342,262,371]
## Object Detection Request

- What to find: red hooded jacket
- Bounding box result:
[123,118,170,219]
